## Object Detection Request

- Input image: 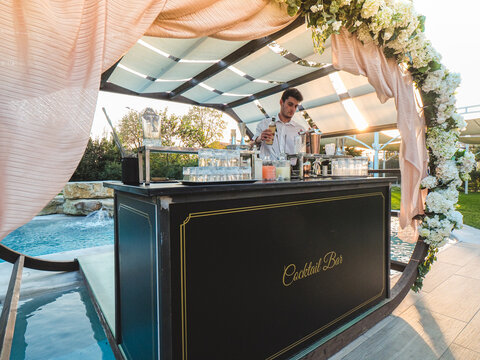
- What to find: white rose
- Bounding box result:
[426,127,458,160]
[425,191,455,214]
[420,175,438,189]
[361,0,384,19]
[436,160,460,183]
[375,6,393,27]
[425,215,441,228]
[458,151,477,178]
[383,27,394,41]
[452,113,467,130]
[419,228,430,238]
[332,21,342,32]
[436,186,459,204]
[357,24,373,44]
[447,210,463,229]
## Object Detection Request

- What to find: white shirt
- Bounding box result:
[254,115,305,160]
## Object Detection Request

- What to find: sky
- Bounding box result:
[414,0,480,108]
[91,0,480,139]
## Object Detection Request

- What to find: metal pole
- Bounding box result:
[382,150,386,178]
[465,144,469,195]
[373,132,379,177]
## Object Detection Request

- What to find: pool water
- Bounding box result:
[11,283,115,360]
[2,211,114,258]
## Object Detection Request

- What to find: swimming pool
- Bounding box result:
[11,281,115,359]
[2,211,114,259]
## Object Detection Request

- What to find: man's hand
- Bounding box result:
[257,128,274,144]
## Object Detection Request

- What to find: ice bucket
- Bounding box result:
[121,157,139,185]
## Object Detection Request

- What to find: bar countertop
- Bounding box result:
[104,176,397,197]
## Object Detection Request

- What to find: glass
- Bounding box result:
[227,150,240,167]
[346,158,354,176]
[337,158,346,176]
[238,123,247,145]
[262,156,276,181]
[198,149,207,167]
[354,158,362,176]
[294,135,303,154]
[361,157,369,176]
[240,166,251,180]
[325,143,335,156]
[183,167,191,180]
[217,150,228,167]
[274,160,290,181]
[331,159,338,176]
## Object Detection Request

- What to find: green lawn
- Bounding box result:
[458,192,480,229]
[391,187,401,211]
[391,187,480,229]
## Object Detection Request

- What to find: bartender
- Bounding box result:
[253,88,305,160]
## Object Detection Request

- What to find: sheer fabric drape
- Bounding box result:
[331,29,428,242]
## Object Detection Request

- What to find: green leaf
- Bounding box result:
[287,5,299,16]
[383,47,395,59]
[429,60,441,71]
[417,65,428,73]
[418,15,426,32]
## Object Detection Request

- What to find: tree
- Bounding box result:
[117,108,183,149]
[72,105,228,181]
[117,109,143,150]
[159,109,181,146]
[70,137,122,181]
[178,106,226,148]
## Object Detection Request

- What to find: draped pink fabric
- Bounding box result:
[0,0,295,242]
[331,29,428,242]
[146,0,297,40]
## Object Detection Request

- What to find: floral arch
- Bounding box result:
[276,0,475,288]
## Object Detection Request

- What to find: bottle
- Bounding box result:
[230,129,237,145]
[262,155,276,181]
[265,118,276,145]
[252,145,263,180]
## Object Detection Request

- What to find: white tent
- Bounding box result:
[101,18,398,139]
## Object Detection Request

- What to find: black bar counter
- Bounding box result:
[105,177,394,360]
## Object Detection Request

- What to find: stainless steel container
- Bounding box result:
[303,129,322,154]
[309,129,322,154]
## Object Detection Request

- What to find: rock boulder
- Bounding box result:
[63,198,114,216]
[38,195,65,215]
[63,182,113,200]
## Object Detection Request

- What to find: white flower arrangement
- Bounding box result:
[420,175,437,189]
[436,160,461,184]
[426,128,458,160]
[425,191,455,214]
[275,0,477,290]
